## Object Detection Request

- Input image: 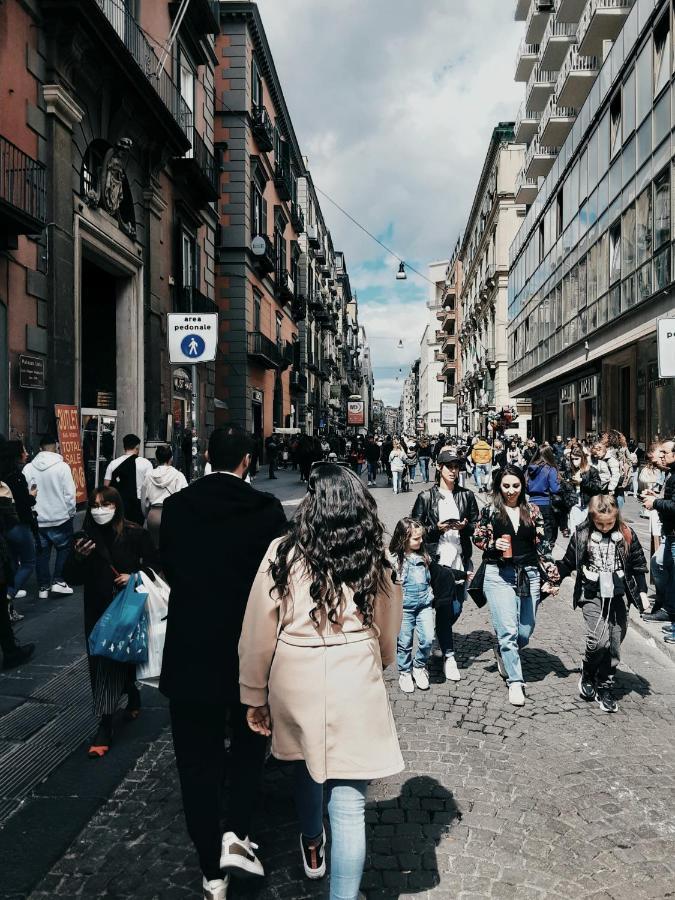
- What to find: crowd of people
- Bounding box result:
[0,423,673,899]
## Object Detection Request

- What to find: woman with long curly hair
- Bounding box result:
[238,463,403,899]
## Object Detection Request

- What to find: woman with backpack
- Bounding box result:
[525,446,561,547]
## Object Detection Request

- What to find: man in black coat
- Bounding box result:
[160,428,286,894]
[643,438,675,628]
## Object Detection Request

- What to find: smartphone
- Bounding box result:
[440,519,460,527]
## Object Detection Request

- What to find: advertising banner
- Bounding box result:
[55,404,87,503]
[440,401,458,427]
[347,399,365,426]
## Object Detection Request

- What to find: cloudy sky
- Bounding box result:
[255,0,524,406]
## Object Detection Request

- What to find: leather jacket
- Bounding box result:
[412,485,479,566]
[654,463,675,537]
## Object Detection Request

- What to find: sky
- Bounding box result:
[255,0,524,407]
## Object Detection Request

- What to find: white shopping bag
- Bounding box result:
[568,504,588,531]
[136,569,170,688]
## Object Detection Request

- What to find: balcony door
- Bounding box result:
[178,45,195,149]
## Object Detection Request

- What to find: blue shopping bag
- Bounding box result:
[88,572,149,663]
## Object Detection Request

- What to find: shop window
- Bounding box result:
[622,203,636,276]
[653,12,670,98]
[653,166,670,248]
[610,92,622,159]
[636,186,653,264]
[622,67,636,139]
[609,220,621,284]
[636,37,652,125]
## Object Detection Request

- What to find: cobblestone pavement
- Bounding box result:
[28,470,675,900]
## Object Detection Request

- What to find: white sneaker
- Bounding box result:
[51,582,73,596]
[398,672,415,693]
[493,648,507,680]
[220,832,264,878]
[38,588,50,600]
[508,683,525,706]
[412,667,430,691]
[443,656,461,681]
[202,876,229,900]
[13,590,27,600]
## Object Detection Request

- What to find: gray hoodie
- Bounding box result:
[141,465,188,513]
[22,451,76,528]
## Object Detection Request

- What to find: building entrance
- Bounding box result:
[81,260,117,410]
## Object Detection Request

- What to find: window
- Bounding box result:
[597,231,609,298]
[587,241,598,303]
[636,38,652,125]
[653,13,671,98]
[251,58,263,109]
[178,45,195,129]
[653,167,670,249]
[636,186,653,264]
[275,313,282,350]
[654,246,671,290]
[609,220,621,284]
[556,189,563,238]
[653,90,670,149]
[587,128,599,191]
[250,182,267,238]
[254,292,261,331]
[622,203,636,276]
[598,111,610,176]
[610,92,622,159]
[623,67,636,138]
[637,115,651,170]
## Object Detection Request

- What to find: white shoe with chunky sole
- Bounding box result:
[202,876,229,900]
[220,832,264,878]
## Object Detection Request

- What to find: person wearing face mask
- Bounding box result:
[63,486,159,759]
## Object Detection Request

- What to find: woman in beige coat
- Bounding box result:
[239,463,403,900]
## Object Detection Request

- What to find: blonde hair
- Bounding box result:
[587,495,629,550]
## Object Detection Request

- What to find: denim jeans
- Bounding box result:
[663,536,675,617]
[397,598,434,671]
[6,524,37,596]
[474,463,491,489]
[392,471,403,493]
[367,462,377,483]
[408,465,417,482]
[419,457,430,481]
[293,762,368,900]
[484,563,540,685]
[435,578,465,656]
[36,519,73,589]
[615,491,625,509]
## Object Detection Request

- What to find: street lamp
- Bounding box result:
[396,261,407,280]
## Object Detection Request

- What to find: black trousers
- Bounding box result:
[0,588,16,655]
[540,504,559,547]
[169,700,268,880]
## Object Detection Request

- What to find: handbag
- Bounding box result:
[467,559,488,608]
[136,569,170,687]
[88,572,149,663]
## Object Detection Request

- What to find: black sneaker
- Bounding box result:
[642,609,673,623]
[578,673,596,701]
[596,689,618,713]
[2,642,35,670]
[300,828,326,880]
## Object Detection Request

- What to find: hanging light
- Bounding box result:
[396,261,407,280]
[397,339,404,349]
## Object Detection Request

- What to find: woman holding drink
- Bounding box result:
[473,466,558,706]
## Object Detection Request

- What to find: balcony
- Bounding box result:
[317,359,331,380]
[40,0,191,150]
[314,244,326,264]
[441,358,457,377]
[247,331,286,369]
[435,329,445,343]
[515,169,539,204]
[577,0,634,58]
[306,223,320,247]
[290,371,308,393]
[539,17,577,70]
[525,65,557,111]
[514,103,542,144]
[515,40,541,82]
[274,162,292,201]
[539,96,576,145]
[290,201,305,234]
[554,0,587,22]
[515,0,531,20]
[275,266,295,305]
[442,310,457,334]
[251,233,276,273]
[525,0,554,43]
[291,293,307,322]
[308,293,324,314]
[0,135,46,235]
[173,126,218,202]
[251,105,274,152]
[175,285,219,315]
[434,350,445,363]
[441,333,456,355]
[524,139,559,178]
[555,47,599,108]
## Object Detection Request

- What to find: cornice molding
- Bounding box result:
[43,84,84,131]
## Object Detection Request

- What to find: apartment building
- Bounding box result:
[0,0,218,478]
[509,0,675,443]
[457,123,527,436]
[418,260,449,435]
[441,246,463,421]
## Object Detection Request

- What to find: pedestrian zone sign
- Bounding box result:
[168,313,218,364]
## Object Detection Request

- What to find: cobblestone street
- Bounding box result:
[26,470,675,900]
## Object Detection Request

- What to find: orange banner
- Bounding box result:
[54,404,87,504]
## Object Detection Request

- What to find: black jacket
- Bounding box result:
[412,485,479,565]
[654,463,675,537]
[63,522,160,636]
[365,443,380,464]
[4,469,36,530]
[159,473,287,704]
[556,522,648,610]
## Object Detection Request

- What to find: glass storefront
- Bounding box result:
[638,334,675,440]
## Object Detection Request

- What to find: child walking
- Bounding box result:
[555,495,649,714]
[390,517,434,693]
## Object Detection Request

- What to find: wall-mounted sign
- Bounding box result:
[560,383,576,403]
[440,401,457,426]
[347,399,365,426]
[168,313,218,364]
[251,235,267,256]
[173,368,193,392]
[19,354,45,390]
[579,375,598,398]
[54,404,87,504]
[657,318,675,377]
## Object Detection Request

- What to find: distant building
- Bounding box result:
[418,260,449,435]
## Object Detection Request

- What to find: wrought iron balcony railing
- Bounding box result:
[176,285,219,315]
[0,135,46,233]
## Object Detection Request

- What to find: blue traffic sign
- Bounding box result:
[180,334,206,359]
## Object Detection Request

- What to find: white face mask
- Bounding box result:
[91,507,115,526]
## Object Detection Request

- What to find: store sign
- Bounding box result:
[167,313,218,364]
[347,399,365,426]
[173,368,193,392]
[560,383,576,403]
[440,401,457,426]
[579,375,598,398]
[657,317,675,377]
[54,404,87,504]
[19,355,45,390]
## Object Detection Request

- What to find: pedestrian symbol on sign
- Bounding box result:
[181,334,206,359]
